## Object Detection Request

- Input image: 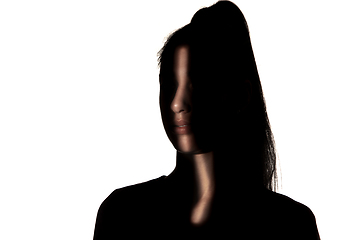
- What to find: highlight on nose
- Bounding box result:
[171,45,192,114]
[171,90,191,113]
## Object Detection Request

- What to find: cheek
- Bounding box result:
[159,93,171,119]
[191,96,229,147]
[192,93,219,127]
[159,95,175,139]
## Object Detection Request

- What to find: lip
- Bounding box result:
[172,120,191,134]
[173,120,191,127]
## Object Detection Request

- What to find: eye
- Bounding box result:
[160,81,177,91]
[160,73,176,88]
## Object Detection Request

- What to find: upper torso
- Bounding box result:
[93,176,320,239]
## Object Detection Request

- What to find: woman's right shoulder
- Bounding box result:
[99,175,166,211]
[93,176,167,239]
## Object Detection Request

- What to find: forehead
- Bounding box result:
[173,45,190,78]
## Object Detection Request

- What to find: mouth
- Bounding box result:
[171,119,192,134]
[172,124,192,135]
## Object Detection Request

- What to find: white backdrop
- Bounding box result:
[1,1,359,239]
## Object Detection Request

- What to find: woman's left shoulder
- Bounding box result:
[266,190,315,217]
[263,190,321,239]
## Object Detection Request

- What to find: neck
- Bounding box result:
[191,151,215,199]
[167,151,216,225]
[169,151,215,194]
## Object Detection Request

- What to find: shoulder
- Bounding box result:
[99,175,166,213]
[93,176,166,239]
[267,191,316,219]
[107,176,165,200]
[264,190,320,239]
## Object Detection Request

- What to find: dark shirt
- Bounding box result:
[93,176,320,239]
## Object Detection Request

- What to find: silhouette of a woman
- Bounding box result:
[93,1,320,239]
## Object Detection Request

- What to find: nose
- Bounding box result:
[171,86,191,114]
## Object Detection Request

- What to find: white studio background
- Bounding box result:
[0,1,359,239]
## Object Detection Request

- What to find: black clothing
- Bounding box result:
[93,176,320,239]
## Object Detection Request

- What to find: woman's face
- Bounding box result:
[160,45,211,154]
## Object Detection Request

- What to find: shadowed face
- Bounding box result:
[160,45,213,154]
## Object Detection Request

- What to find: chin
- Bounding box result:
[176,147,203,155]
[172,134,208,154]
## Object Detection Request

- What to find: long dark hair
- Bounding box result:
[158,1,278,191]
